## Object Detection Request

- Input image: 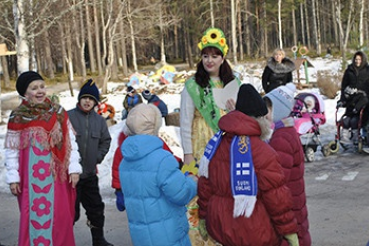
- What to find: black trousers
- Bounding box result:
[74,175,105,228]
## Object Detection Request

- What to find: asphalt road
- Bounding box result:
[1,150,369,246]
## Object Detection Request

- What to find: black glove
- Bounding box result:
[336,100,345,109]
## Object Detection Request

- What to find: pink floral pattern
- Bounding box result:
[31,196,51,217]
[32,160,51,181]
[33,236,51,246]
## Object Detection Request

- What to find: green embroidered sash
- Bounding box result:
[185,77,240,132]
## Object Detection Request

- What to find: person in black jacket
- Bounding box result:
[68,79,113,246]
[337,51,369,147]
[141,89,168,117]
[262,48,296,93]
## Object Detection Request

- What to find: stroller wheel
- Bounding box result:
[322,145,331,157]
[305,147,315,162]
[357,138,363,153]
[328,141,339,154]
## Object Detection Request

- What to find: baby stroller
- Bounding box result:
[291,92,329,162]
[327,105,366,154]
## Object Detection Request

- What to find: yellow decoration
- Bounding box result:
[181,160,199,176]
[198,27,229,57]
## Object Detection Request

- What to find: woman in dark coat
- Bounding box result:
[262,48,296,93]
[337,51,369,146]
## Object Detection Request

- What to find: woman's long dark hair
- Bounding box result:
[195,47,235,88]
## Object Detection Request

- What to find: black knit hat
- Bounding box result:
[16,71,44,97]
[142,90,152,100]
[127,86,135,93]
[236,84,268,117]
[78,79,100,104]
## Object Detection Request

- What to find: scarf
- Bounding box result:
[199,130,258,218]
[185,77,224,132]
[5,97,71,181]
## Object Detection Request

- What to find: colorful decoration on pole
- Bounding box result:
[291,45,312,86]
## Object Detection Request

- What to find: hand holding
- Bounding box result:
[10,183,21,196]
[69,173,80,188]
[183,154,195,165]
[225,98,236,112]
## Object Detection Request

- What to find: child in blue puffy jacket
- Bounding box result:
[119,103,197,246]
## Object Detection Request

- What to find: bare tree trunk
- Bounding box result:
[101,1,107,72]
[102,0,124,94]
[65,20,74,95]
[359,0,364,47]
[85,0,96,73]
[58,22,67,74]
[42,21,55,78]
[174,24,179,59]
[14,0,30,73]
[331,0,339,47]
[119,21,128,76]
[311,0,319,54]
[304,0,311,48]
[300,2,305,44]
[315,0,322,54]
[237,0,243,61]
[278,0,282,49]
[292,1,297,46]
[93,0,103,76]
[231,0,237,63]
[110,43,118,80]
[244,0,251,56]
[127,0,138,72]
[79,2,86,78]
[262,1,268,57]
[335,0,355,67]
[210,0,214,27]
[1,56,10,88]
[159,5,166,64]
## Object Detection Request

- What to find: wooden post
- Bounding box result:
[0,43,17,124]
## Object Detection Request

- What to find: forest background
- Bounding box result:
[0,0,367,94]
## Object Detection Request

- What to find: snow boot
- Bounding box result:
[340,129,351,145]
[91,227,114,246]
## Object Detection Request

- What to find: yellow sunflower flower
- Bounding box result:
[205,28,222,44]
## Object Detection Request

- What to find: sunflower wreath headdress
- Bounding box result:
[198,27,229,56]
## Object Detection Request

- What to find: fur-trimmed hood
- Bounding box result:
[266,56,296,74]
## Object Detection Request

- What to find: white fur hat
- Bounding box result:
[126,103,162,136]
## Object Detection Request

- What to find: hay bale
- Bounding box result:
[165,112,180,126]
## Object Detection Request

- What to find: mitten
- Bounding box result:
[198,219,208,241]
[284,233,299,246]
[115,189,126,212]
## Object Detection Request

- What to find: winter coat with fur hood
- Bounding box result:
[269,117,311,246]
[262,57,296,93]
[197,110,298,246]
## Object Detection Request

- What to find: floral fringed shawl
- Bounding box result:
[5,97,71,181]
